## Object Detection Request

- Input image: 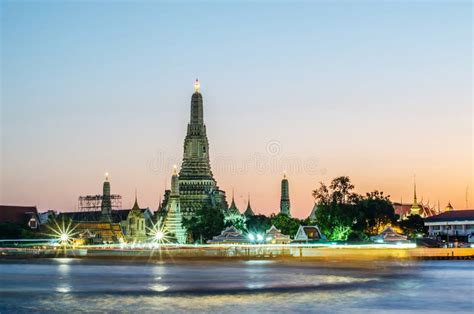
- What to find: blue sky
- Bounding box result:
[1,0,472,216]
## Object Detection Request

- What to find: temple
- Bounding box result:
[101,173,112,221]
[161,80,228,218]
[59,174,153,244]
[280,173,291,216]
[162,166,186,243]
[410,178,421,216]
[125,192,147,242]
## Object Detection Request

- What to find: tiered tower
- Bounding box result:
[163,166,186,243]
[176,80,228,216]
[101,173,112,221]
[280,173,291,216]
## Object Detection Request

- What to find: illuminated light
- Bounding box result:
[155,231,164,241]
[248,234,255,241]
[147,222,170,245]
[194,79,200,93]
[150,284,169,292]
[265,236,272,242]
[46,219,78,247]
[256,234,263,241]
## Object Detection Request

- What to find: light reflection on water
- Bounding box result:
[0,259,472,313]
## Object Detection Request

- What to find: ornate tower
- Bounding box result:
[410,177,421,216]
[280,173,291,216]
[163,166,186,243]
[101,173,112,221]
[176,80,228,216]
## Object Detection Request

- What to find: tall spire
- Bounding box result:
[174,80,228,218]
[410,175,420,215]
[189,79,204,126]
[171,165,180,197]
[280,172,291,216]
[163,166,186,244]
[101,173,112,221]
[131,189,140,212]
[180,79,212,180]
[413,175,417,204]
[244,193,254,216]
[228,188,239,214]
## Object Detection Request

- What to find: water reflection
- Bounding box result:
[0,260,472,313]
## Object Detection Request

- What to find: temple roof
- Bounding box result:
[0,205,39,225]
[244,199,254,216]
[59,208,150,224]
[207,226,250,244]
[425,209,474,222]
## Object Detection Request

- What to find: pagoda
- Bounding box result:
[410,178,421,216]
[280,173,291,216]
[162,166,187,244]
[172,79,228,217]
[101,173,112,221]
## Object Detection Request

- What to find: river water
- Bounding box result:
[0,259,472,313]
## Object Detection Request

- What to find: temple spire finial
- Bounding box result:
[105,172,109,182]
[194,78,200,93]
[173,164,178,176]
[413,174,417,204]
[410,174,420,215]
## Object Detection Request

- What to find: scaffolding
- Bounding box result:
[78,194,122,212]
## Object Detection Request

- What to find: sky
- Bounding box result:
[1,0,472,218]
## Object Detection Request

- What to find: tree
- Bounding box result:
[354,191,397,236]
[399,214,427,237]
[183,204,225,243]
[245,215,271,234]
[270,213,301,237]
[312,176,358,240]
[224,213,247,231]
[0,222,43,239]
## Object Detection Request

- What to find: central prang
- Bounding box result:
[160,80,228,220]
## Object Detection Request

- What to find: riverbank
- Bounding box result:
[1,245,473,261]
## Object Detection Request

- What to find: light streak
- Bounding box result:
[45,219,78,246]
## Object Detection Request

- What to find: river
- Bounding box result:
[0,259,472,313]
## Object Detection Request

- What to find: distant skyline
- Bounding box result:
[1,1,472,217]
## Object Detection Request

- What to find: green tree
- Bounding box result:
[270,213,302,238]
[399,214,427,237]
[224,213,247,231]
[354,191,397,236]
[245,215,271,234]
[312,176,358,240]
[0,222,43,239]
[183,204,225,243]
